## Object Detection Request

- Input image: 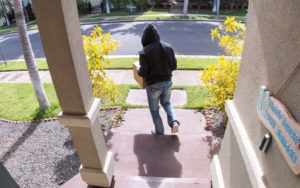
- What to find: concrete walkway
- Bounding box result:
[126,89,187,106]
[62,108,219,188]
[0,70,203,86]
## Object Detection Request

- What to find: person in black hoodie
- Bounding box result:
[138,24,180,135]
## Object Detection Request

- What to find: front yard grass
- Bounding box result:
[0,83,60,121]
[0,83,213,121]
[0,60,48,71]
[107,15,245,22]
[91,9,246,18]
[92,9,170,18]
[0,22,38,35]
[189,10,247,17]
[0,57,218,71]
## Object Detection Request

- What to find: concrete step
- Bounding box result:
[105,132,217,179]
[111,175,211,188]
[61,174,211,188]
[62,131,215,188]
[61,108,218,188]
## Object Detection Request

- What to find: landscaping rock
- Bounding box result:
[205,108,226,141]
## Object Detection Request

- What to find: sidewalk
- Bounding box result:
[0,70,203,86]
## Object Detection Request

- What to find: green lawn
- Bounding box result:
[189,10,247,17]
[93,9,170,18]
[0,83,60,121]
[0,83,213,121]
[104,58,138,69]
[107,57,218,69]
[92,9,246,18]
[0,22,38,34]
[0,58,218,71]
[0,23,19,30]
[177,58,218,69]
[109,15,211,21]
[0,60,49,71]
[107,15,244,22]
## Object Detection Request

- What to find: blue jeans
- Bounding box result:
[146,81,180,135]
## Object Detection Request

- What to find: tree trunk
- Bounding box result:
[1,0,10,25]
[183,0,189,16]
[105,0,110,14]
[13,0,50,110]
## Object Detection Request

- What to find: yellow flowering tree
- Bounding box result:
[83,26,120,103]
[201,17,245,109]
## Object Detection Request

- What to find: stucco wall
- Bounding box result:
[219,123,252,188]
[233,0,300,187]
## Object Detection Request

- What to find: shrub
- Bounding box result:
[0,0,14,25]
[201,17,245,110]
[76,0,91,15]
[110,0,130,10]
[132,0,149,10]
[83,26,120,103]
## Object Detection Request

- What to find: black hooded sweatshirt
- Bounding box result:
[138,24,177,86]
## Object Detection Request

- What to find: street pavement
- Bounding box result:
[0,21,223,61]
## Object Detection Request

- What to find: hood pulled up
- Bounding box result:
[141,24,160,47]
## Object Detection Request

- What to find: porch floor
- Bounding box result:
[62,108,220,188]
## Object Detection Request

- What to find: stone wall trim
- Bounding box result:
[211,155,225,188]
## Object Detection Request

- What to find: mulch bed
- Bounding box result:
[99,106,126,132]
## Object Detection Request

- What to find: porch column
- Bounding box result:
[32,0,114,187]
